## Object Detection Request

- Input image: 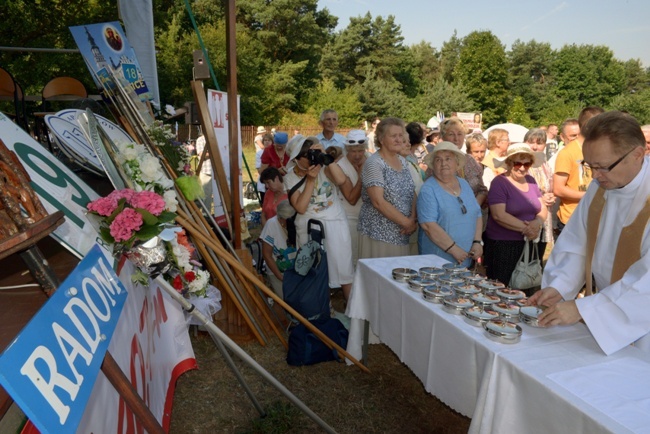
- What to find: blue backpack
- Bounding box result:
[286,318,349,366]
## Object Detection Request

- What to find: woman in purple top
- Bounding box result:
[484,144,548,290]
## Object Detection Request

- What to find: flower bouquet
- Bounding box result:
[87,188,221,323]
[115,140,178,212]
[146,121,204,201]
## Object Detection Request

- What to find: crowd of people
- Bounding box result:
[251,108,650,355]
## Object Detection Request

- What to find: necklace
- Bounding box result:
[438,179,460,196]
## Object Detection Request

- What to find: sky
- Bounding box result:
[319,0,650,67]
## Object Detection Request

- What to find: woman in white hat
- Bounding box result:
[418,142,483,266]
[254,126,267,151]
[337,129,368,267]
[283,135,354,300]
[483,143,548,292]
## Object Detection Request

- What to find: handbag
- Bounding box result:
[509,239,542,290]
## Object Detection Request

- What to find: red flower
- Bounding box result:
[172,275,183,291]
[184,271,196,282]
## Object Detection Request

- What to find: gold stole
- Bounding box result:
[585,188,650,295]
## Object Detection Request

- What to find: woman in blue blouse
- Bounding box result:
[417,142,483,267]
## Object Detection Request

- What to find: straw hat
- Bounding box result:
[493,143,545,169]
[423,141,466,168]
[256,126,267,134]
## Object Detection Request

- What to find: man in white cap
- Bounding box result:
[337,130,368,266]
[529,111,650,355]
[316,109,346,150]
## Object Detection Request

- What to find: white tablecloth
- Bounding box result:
[346,254,650,433]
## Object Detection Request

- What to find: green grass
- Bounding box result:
[242,144,257,183]
[242,401,301,434]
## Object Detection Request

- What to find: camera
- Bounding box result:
[306,149,335,166]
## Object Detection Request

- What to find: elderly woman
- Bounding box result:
[481,129,510,189]
[337,129,368,266]
[284,135,354,300]
[524,128,556,254]
[418,142,483,267]
[260,200,297,298]
[358,117,417,259]
[484,143,548,291]
[465,133,487,165]
[260,131,290,175]
[439,117,488,206]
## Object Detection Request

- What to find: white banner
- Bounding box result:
[76,260,196,433]
[0,113,106,258]
[206,89,242,219]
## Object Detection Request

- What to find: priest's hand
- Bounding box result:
[527,287,563,307]
[537,300,582,327]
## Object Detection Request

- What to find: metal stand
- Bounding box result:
[155,276,338,434]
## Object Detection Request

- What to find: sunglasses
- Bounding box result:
[347,139,366,145]
[512,161,533,169]
[457,196,467,215]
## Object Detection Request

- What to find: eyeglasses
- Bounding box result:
[512,161,533,169]
[580,147,636,173]
[457,196,467,214]
[347,139,366,145]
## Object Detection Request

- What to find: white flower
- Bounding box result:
[172,243,192,272]
[139,154,163,183]
[159,177,174,189]
[121,143,140,162]
[188,269,209,294]
[164,190,178,212]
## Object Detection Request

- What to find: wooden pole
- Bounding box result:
[177,216,370,373]
[225,0,242,249]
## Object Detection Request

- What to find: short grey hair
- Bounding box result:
[275,200,296,220]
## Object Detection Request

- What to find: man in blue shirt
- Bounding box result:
[316,109,346,150]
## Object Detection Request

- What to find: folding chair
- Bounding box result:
[0,66,29,131]
[36,76,88,150]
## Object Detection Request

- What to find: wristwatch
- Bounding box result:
[472,240,484,246]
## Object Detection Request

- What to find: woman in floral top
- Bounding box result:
[284,135,354,300]
[439,117,488,207]
[358,117,417,259]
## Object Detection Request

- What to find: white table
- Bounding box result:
[345,255,650,434]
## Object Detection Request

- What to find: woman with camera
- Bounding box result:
[284,135,354,300]
[358,117,418,259]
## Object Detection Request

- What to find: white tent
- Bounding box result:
[482,123,529,143]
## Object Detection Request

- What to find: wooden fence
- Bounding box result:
[177,125,355,149]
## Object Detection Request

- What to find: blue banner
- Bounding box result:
[0,245,128,434]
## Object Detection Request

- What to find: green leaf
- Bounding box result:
[106,199,126,224]
[157,210,178,224]
[135,208,159,226]
[99,226,115,244]
[135,224,163,240]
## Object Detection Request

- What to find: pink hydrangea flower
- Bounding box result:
[129,191,166,215]
[87,196,118,216]
[109,208,143,242]
[108,188,137,203]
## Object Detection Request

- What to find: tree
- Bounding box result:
[319,13,408,88]
[551,44,626,107]
[305,79,363,127]
[454,31,509,124]
[507,39,554,122]
[0,0,117,94]
[609,88,650,124]
[439,31,462,83]
[406,77,475,122]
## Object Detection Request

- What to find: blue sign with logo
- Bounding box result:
[0,245,128,434]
